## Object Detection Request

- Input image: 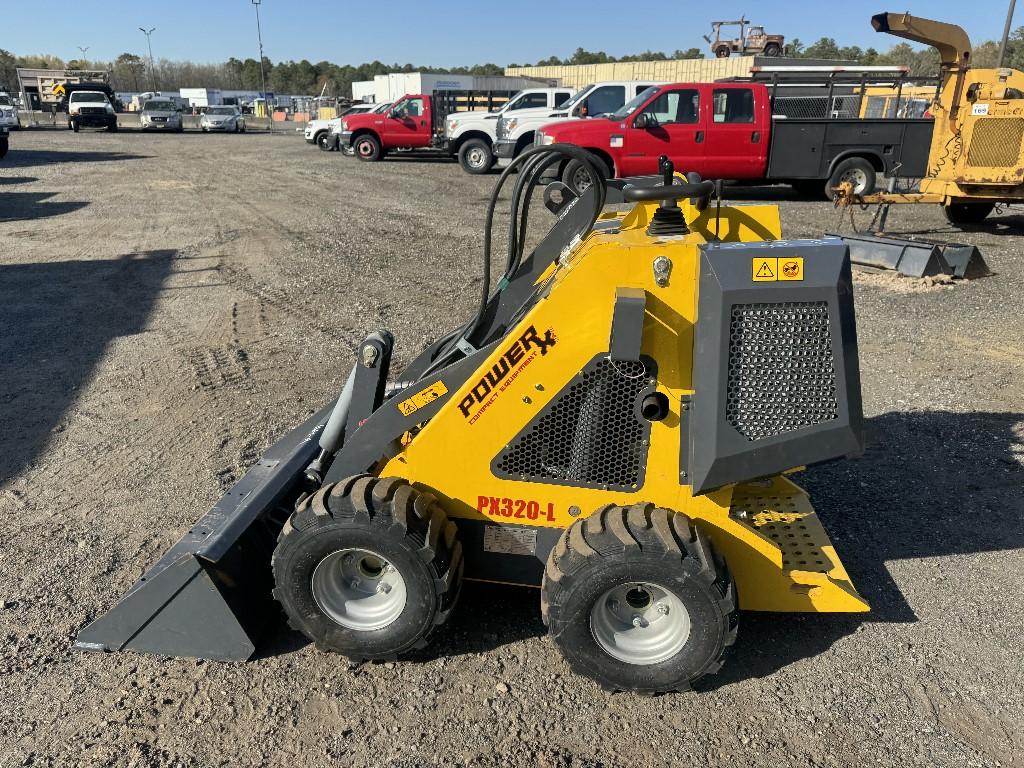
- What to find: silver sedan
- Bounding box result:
[200,106,246,133]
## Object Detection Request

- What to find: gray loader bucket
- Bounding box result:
[75,405,331,661]
[831,233,991,279]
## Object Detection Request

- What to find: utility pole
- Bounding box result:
[252,0,272,132]
[77,46,89,66]
[999,0,1018,67]
[139,27,158,91]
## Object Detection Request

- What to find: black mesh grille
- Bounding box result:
[726,302,838,442]
[493,358,649,489]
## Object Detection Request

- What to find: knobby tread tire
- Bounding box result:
[271,475,463,660]
[542,503,737,694]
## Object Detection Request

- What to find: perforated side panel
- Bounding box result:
[726,302,838,442]
[493,357,650,490]
[967,118,1024,168]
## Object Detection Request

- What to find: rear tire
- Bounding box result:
[272,475,463,660]
[825,157,875,199]
[354,133,382,161]
[943,201,995,226]
[542,504,736,694]
[715,45,731,58]
[458,138,493,174]
[764,43,782,57]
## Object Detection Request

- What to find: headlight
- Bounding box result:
[505,118,518,132]
[539,132,554,146]
[341,120,348,131]
[447,119,457,131]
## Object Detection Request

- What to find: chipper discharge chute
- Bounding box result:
[835,10,1024,241]
[77,148,868,693]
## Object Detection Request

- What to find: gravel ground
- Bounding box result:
[1,128,1022,768]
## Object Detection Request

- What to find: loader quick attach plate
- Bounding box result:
[688,238,864,493]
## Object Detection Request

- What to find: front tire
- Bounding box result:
[354,134,382,161]
[317,132,333,151]
[826,157,875,199]
[458,138,493,174]
[562,155,610,196]
[272,476,463,660]
[71,120,80,133]
[542,504,737,694]
[764,43,782,56]
[943,201,995,226]
[715,45,731,58]
[108,122,118,132]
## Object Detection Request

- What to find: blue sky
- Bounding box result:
[7,1,1016,66]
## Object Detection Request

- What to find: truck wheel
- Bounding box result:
[715,45,731,58]
[826,157,875,199]
[943,202,995,226]
[354,134,382,161]
[108,122,118,132]
[764,43,782,57]
[272,475,463,660]
[316,132,333,151]
[562,156,610,196]
[542,504,736,694]
[71,120,79,133]
[458,138,494,174]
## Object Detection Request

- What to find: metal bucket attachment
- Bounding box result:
[831,233,990,279]
[74,405,330,661]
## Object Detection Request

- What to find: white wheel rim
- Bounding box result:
[572,165,592,191]
[590,581,690,666]
[312,548,407,631]
[468,147,485,168]
[839,167,869,194]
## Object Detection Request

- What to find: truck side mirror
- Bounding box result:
[634,112,658,129]
[578,99,589,117]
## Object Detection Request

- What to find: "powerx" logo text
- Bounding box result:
[459,325,556,423]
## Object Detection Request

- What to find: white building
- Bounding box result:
[351,72,557,103]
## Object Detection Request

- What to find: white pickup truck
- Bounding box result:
[491,81,665,167]
[306,102,387,149]
[444,87,574,173]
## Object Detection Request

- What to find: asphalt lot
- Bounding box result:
[1,127,1022,768]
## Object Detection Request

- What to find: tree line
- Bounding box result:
[3,29,1023,98]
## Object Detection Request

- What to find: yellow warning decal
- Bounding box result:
[52,83,66,97]
[779,257,804,281]
[752,257,777,282]
[397,381,449,416]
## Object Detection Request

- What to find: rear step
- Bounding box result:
[74,405,331,661]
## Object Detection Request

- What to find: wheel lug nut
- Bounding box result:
[350,579,360,589]
[632,615,643,628]
[657,603,669,615]
[376,582,391,594]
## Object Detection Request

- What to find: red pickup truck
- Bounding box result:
[337,90,515,163]
[538,82,933,198]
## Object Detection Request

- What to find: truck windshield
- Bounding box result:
[610,87,660,120]
[207,107,235,115]
[144,101,174,111]
[69,92,107,103]
[559,86,593,111]
[0,95,11,106]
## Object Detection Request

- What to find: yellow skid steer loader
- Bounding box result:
[77,148,867,693]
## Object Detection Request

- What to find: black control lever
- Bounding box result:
[622,156,715,206]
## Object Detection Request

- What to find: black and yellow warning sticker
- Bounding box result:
[752,256,803,282]
[397,381,448,416]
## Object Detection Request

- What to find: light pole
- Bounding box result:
[139,27,157,91]
[999,0,1018,67]
[251,0,272,131]
[77,46,89,66]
